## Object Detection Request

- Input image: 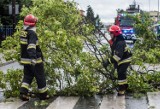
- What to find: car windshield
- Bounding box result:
[120,19,134,27]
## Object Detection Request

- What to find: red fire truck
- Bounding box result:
[115,1,140,42]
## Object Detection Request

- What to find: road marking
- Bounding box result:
[100,94,126,109]
[147,92,160,109]
[0,98,26,109]
[46,96,79,109]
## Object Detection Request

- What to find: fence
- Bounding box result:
[0,25,13,37]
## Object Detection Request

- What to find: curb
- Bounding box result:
[0,60,16,67]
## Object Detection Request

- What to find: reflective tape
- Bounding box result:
[113,55,121,62]
[20,38,27,44]
[20,37,39,45]
[118,90,125,94]
[21,82,29,90]
[118,57,131,65]
[118,79,127,85]
[20,31,27,37]
[20,41,27,44]
[27,43,36,49]
[38,86,48,93]
[20,58,43,64]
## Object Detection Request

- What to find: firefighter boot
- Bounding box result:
[20,93,30,101]
[118,84,128,96]
[38,92,50,100]
[19,87,29,101]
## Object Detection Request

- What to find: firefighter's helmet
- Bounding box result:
[109,25,122,37]
[24,14,37,26]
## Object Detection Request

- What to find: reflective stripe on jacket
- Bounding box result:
[20,57,43,64]
[109,34,132,66]
[20,30,43,65]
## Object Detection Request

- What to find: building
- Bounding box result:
[149,11,160,22]
[76,3,85,16]
[126,0,140,14]
[79,9,85,16]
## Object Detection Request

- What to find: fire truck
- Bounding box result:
[115,1,140,43]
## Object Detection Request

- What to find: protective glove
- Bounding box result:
[31,59,36,66]
[102,60,109,68]
[108,39,113,46]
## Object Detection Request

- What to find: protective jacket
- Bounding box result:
[108,34,132,66]
[20,27,48,100]
[20,29,43,64]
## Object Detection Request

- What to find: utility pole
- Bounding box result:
[149,0,150,12]
[12,0,16,32]
[158,0,159,22]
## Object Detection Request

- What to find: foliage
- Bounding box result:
[132,12,160,64]
[124,12,160,94]
[86,5,103,29]
[0,71,5,89]
[0,0,106,98]
[1,69,23,98]
[86,5,95,24]
[127,67,160,94]
[127,70,153,93]
[1,0,160,99]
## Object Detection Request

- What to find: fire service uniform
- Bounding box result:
[19,14,49,101]
[103,25,132,95]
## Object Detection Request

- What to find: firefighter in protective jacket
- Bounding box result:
[19,14,49,101]
[103,25,132,96]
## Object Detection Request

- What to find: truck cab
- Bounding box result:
[115,14,136,42]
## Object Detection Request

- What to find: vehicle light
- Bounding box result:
[123,30,127,33]
[130,30,134,33]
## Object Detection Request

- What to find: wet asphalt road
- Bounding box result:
[0,61,23,74]
[18,95,148,109]
[0,91,149,109]
[126,95,148,109]
[0,61,155,109]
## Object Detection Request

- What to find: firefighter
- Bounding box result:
[103,25,132,96]
[19,14,49,101]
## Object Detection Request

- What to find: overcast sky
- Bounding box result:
[73,0,159,23]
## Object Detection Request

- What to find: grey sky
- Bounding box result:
[74,0,159,23]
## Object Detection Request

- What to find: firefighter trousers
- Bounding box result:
[20,63,47,99]
[117,62,130,91]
